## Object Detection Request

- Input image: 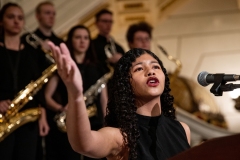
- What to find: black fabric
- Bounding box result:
[22,29,65,160]
[44,119,80,160]
[0,43,46,160]
[136,114,190,160]
[92,34,125,76]
[0,45,46,109]
[52,63,104,129]
[0,121,39,160]
[21,28,63,47]
[33,28,63,46]
[45,63,105,160]
[21,29,64,68]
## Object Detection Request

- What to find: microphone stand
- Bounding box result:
[220,84,240,92]
[210,74,240,96]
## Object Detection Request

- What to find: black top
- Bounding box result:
[33,28,63,46]
[21,28,64,67]
[21,28,63,47]
[92,34,125,76]
[136,114,190,160]
[0,44,47,111]
[52,63,104,129]
[21,29,64,108]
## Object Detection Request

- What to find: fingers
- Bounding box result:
[48,42,64,72]
[0,100,11,113]
[59,43,71,57]
[6,100,11,104]
[38,119,50,136]
[39,125,49,136]
[47,42,76,81]
[63,56,72,76]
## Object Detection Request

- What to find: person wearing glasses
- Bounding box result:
[92,9,125,77]
[126,21,153,50]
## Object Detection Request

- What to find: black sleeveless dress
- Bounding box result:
[136,114,190,160]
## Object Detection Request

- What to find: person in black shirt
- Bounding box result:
[21,2,63,160]
[0,3,49,160]
[21,1,63,65]
[48,41,191,160]
[44,25,108,160]
[92,9,125,76]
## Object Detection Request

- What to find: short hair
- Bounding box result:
[35,1,54,14]
[95,9,113,22]
[126,21,153,43]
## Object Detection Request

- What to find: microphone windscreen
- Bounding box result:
[197,71,209,86]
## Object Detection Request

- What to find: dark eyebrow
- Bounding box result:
[132,60,159,67]
[151,61,159,64]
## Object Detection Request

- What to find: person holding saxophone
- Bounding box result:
[44,25,108,160]
[21,1,63,67]
[92,9,125,77]
[21,2,64,159]
[0,2,49,160]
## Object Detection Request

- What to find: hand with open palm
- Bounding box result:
[48,42,83,99]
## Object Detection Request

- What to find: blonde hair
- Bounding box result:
[35,1,54,14]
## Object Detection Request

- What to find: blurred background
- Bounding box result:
[2,0,240,146]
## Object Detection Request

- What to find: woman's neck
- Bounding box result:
[74,51,86,64]
[136,96,161,117]
[4,34,21,50]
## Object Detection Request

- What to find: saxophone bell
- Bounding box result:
[54,111,67,132]
[0,64,57,141]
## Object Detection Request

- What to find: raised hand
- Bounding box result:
[108,53,122,63]
[48,42,83,98]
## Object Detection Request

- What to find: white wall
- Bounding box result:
[152,0,240,132]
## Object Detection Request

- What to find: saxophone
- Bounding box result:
[104,36,117,58]
[55,66,114,132]
[0,64,57,142]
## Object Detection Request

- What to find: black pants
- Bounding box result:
[0,121,39,160]
[45,111,80,160]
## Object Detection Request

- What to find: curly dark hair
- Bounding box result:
[126,21,153,43]
[66,25,98,64]
[105,48,175,160]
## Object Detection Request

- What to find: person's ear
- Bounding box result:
[35,13,40,21]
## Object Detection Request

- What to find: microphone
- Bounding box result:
[197,71,240,86]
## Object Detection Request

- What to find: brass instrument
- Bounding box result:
[158,45,227,128]
[158,45,182,84]
[104,36,117,58]
[0,108,41,142]
[55,66,114,132]
[24,28,55,63]
[0,64,57,141]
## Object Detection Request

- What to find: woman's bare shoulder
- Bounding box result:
[98,127,126,158]
[180,122,191,144]
[98,127,123,144]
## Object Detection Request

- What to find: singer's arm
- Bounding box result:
[48,42,123,158]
